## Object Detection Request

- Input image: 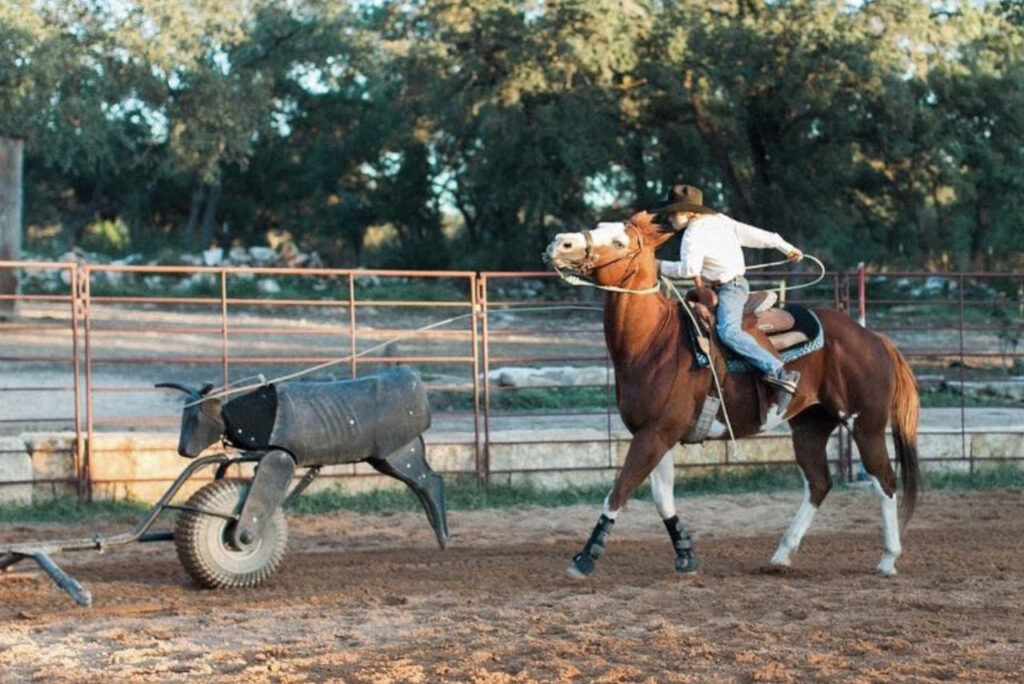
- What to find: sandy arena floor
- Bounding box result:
[2,487,1023,682]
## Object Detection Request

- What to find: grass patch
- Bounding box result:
[431,386,612,412]
[918,386,1021,408]
[0,497,150,525]
[922,462,1024,490]
[3,463,1021,525]
[288,466,805,516]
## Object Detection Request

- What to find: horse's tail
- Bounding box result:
[879,334,921,523]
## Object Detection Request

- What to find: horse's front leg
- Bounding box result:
[567,428,673,579]
[649,452,699,574]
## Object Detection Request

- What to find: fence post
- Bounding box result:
[81,266,94,501]
[477,275,492,482]
[348,273,357,379]
[71,264,85,500]
[220,269,229,387]
[470,274,483,481]
[857,262,866,327]
[959,274,968,470]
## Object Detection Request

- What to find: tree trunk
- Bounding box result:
[0,136,24,319]
[685,73,756,221]
[628,131,647,208]
[185,180,206,247]
[198,182,221,249]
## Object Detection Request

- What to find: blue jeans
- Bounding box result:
[715,277,784,376]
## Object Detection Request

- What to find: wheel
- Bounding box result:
[174,478,288,589]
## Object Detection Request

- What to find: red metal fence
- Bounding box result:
[2,260,1022,497]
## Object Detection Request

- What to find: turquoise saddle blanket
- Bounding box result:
[687,303,825,373]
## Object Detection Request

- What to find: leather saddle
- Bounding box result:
[686,288,810,352]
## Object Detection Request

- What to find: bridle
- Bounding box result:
[554,223,662,295]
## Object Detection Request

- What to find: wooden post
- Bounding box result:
[0,136,24,319]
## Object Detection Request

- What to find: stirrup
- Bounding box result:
[765,370,800,395]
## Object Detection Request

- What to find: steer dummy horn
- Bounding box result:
[155,382,197,397]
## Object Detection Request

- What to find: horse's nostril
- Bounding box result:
[562,242,572,249]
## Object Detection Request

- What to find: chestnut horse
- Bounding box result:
[545,212,920,577]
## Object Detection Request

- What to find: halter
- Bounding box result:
[554,223,662,295]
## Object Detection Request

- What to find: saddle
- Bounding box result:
[685,288,810,352]
[681,290,824,442]
[218,367,432,466]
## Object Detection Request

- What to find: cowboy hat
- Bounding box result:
[647,184,717,215]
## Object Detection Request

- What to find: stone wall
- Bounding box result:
[0,429,1019,504]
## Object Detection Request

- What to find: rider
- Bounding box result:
[650,184,804,409]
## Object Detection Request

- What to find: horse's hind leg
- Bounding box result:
[851,413,901,575]
[771,408,837,567]
[649,452,698,573]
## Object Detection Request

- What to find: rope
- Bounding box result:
[660,277,737,444]
[744,255,827,293]
[555,269,661,295]
[184,304,603,407]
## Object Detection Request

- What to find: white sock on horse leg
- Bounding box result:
[771,473,817,567]
[648,453,677,520]
[869,475,901,575]
[602,493,620,520]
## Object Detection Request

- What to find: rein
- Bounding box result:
[553,224,662,295]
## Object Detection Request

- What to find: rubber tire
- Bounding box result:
[174,478,288,589]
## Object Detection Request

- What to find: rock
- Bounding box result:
[228,246,251,264]
[202,247,224,266]
[488,366,610,388]
[258,278,281,294]
[945,379,1024,401]
[249,246,276,264]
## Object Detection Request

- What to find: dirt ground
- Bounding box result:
[2,487,1023,682]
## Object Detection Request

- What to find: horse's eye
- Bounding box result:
[614,240,628,249]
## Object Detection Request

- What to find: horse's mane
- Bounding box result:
[626,211,659,233]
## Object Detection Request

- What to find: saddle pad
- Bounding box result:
[687,303,824,373]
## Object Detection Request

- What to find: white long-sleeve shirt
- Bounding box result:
[658,213,796,283]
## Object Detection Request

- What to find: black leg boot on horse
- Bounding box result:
[663,515,699,573]
[567,514,615,579]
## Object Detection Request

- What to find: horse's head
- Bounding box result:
[544,211,674,287]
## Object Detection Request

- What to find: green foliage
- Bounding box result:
[0,497,150,524]
[4,463,1022,523]
[923,462,1024,490]
[288,465,806,515]
[80,219,132,255]
[5,0,1024,269]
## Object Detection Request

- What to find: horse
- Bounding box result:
[544,211,920,578]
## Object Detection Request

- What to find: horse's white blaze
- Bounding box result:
[648,452,677,519]
[589,221,630,247]
[869,475,901,575]
[548,222,629,267]
[770,473,817,567]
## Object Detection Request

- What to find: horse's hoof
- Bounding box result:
[770,550,792,567]
[877,560,898,576]
[567,553,595,580]
[675,553,699,574]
